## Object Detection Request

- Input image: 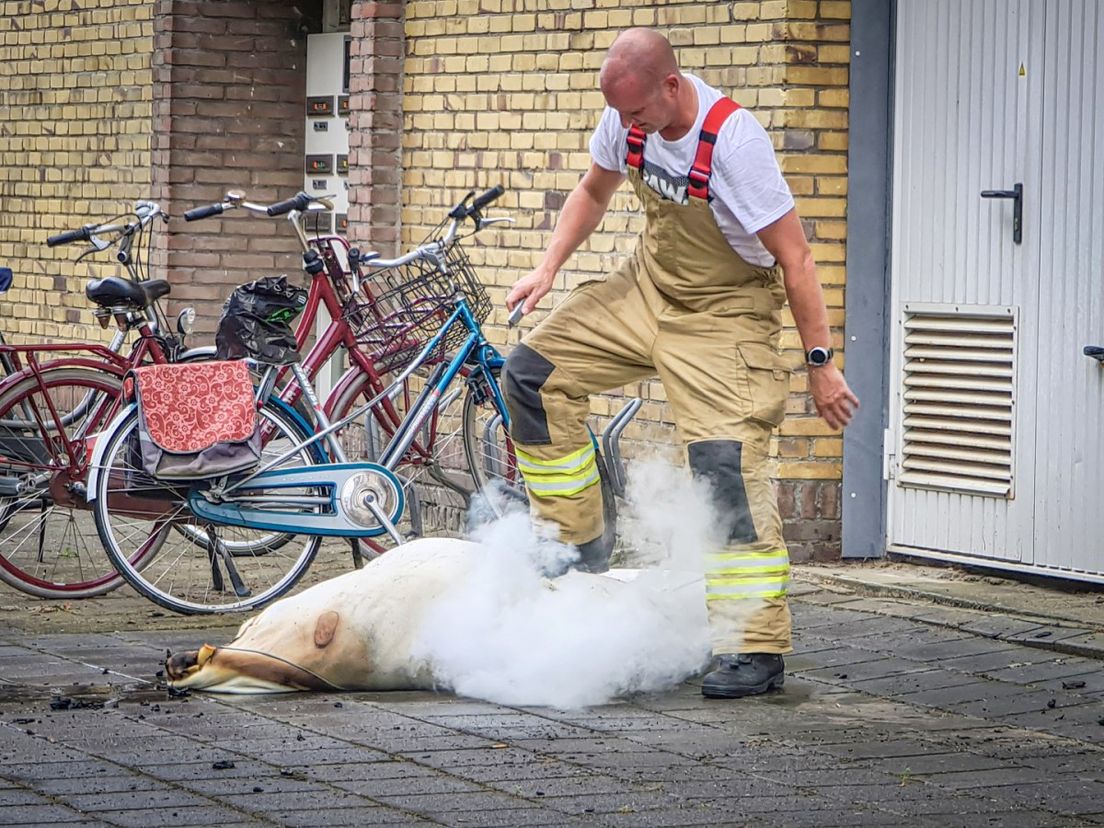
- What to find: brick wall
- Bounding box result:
[152,0,315,340]
[397,0,852,560]
[0,0,154,344]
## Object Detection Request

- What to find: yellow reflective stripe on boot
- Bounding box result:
[706,548,790,600]
[516,444,600,497]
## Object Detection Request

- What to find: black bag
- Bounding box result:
[216,275,308,366]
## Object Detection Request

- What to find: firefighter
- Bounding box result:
[503,28,858,698]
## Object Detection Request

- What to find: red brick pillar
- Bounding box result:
[151,0,310,340]
[347,1,404,256]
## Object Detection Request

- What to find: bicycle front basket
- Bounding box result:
[344,241,491,372]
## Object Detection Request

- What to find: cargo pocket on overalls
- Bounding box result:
[737,343,793,427]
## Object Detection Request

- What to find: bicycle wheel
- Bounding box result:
[92,399,323,614]
[459,365,526,516]
[461,365,618,543]
[0,366,148,599]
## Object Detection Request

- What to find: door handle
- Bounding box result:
[980,183,1023,244]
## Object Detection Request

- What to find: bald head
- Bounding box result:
[598,28,695,139]
[600,28,679,92]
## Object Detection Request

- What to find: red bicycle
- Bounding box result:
[0,201,210,598]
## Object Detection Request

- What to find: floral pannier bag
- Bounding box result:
[126,360,262,480]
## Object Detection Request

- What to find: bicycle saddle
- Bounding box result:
[85,276,170,309]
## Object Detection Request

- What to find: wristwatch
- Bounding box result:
[805,346,834,368]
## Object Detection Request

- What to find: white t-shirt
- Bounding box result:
[589,74,794,267]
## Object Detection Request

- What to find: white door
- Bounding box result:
[1029,0,1104,576]
[887,0,1104,581]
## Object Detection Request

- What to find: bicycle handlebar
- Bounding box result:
[183,203,228,222]
[267,192,314,216]
[448,185,504,220]
[471,185,504,212]
[46,201,166,248]
[46,226,94,247]
[362,186,508,271]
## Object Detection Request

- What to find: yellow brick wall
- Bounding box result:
[401,1,851,498]
[0,1,154,345]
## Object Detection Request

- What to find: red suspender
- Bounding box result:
[625,125,646,170]
[622,96,742,199]
[688,97,741,200]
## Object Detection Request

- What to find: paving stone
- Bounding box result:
[139,759,283,782]
[1031,669,1104,696]
[219,789,371,810]
[759,766,905,787]
[897,679,1026,709]
[0,760,121,781]
[950,688,1090,718]
[818,738,943,761]
[398,746,541,770]
[796,656,935,684]
[858,751,1014,775]
[62,788,215,812]
[268,807,426,828]
[807,616,927,641]
[791,593,870,610]
[996,703,1104,743]
[846,669,965,696]
[1003,626,1096,645]
[981,656,1104,684]
[587,805,730,827]
[1019,750,1104,777]
[434,807,586,827]
[533,789,684,815]
[953,616,1048,639]
[964,779,1104,812]
[681,792,857,815]
[1051,631,1104,658]
[426,761,588,784]
[483,773,632,799]
[0,803,93,824]
[937,646,1061,673]
[895,808,1086,827]
[915,766,1048,790]
[331,774,483,798]
[0,790,50,805]
[371,790,539,814]
[891,635,1013,662]
[237,745,397,766]
[179,775,326,797]
[782,646,888,670]
[767,810,947,828]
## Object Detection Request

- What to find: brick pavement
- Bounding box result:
[2,576,1103,827]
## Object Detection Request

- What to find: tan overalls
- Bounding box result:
[503,98,794,654]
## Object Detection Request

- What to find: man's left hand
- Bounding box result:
[808,364,859,430]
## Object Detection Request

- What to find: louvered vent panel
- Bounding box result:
[899,309,1015,497]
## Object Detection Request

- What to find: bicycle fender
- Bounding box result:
[84,402,139,502]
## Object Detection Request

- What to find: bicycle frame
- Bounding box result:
[224,294,507,497]
[261,232,443,470]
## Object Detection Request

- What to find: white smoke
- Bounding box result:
[409,460,716,708]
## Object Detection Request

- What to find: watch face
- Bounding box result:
[807,347,831,366]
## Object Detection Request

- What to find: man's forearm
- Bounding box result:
[536,180,614,278]
[782,251,833,352]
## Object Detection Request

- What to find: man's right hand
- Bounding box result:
[506,269,556,317]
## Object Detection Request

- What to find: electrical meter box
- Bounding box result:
[304,32,351,234]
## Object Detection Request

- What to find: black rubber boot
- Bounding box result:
[701,653,785,698]
[572,534,612,573]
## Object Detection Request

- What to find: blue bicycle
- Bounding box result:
[87,188,639,614]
